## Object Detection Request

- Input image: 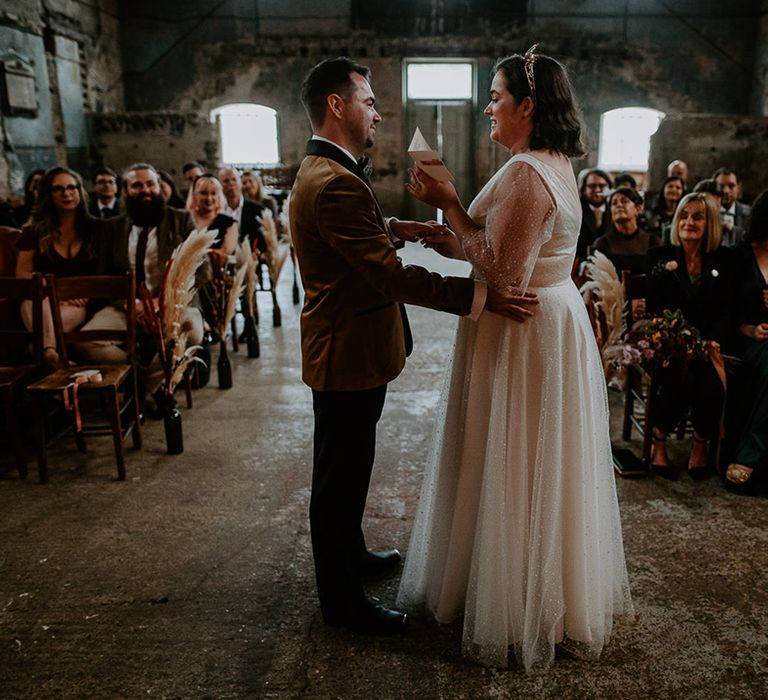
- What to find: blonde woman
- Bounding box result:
[187,174,238,255]
[645,192,737,479]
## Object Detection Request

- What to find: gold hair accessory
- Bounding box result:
[523,43,539,101]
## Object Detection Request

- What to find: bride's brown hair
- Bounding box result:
[494,51,587,158]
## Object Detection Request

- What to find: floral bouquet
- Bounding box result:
[138,228,217,399]
[617,308,708,372]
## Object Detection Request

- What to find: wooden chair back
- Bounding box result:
[47,273,136,365]
[0,273,44,366]
[622,271,647,327]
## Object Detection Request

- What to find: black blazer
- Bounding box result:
[577,199,611,259]
[646,244,737,351]
[89,198,121,220]
[238,198,268,253]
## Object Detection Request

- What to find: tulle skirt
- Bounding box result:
[397,280,633,671]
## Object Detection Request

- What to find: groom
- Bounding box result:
[290,57,536,635]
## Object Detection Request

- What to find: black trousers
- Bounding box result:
[652,358,724,439]
[310,384,387,618]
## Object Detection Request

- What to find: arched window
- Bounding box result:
[598,107,666,171]
[210,103,279,166]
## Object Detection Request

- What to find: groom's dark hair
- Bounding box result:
[300,57,371,129]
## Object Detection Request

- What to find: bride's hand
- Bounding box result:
[484,288,539,322]
[419,224,464,260]
[388,218,451,243]
[405,167,460,210]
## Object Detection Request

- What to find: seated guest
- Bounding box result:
[714,167,751,246]
[157,169,186,209]
[79,162,203,364]
[0,198,18,227]
[667,159,689,190]
[242,170,279,218]
[592,187,661,275]
[187,174,238,255]
[726,190,768,493]
[219,167,267,254]
[13,169,45,226]
[646,175,684,238]
[613,172,637,190]
[89,166,121,218]
[15,167,99,368]
[181,161,204,199]
[645,192,736,479]
[576,168,612,260]
[692,178,722,205]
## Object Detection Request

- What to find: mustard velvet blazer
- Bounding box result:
[290,150,474,392]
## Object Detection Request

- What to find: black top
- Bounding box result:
[17,225,99,277]
[646,244,737,351]
[735,244,768,327]
[593,227,661,275]
[207,213,237,250]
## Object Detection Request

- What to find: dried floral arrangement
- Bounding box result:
[258,209,290,288]
[203,248,247,341]
[139,228,217,396]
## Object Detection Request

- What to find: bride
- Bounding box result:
[397,47,633,671]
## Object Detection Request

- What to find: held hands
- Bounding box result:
[485,287,539,322]
[754,323,768,341]
[405,167,459,211]
[389,218,451,243]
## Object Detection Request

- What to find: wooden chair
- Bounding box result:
[620,272,655,463]
[27,273,142,483]
[0,273,45,478]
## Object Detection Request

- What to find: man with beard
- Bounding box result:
[79,163,204,370]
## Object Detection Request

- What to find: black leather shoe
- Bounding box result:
[325,599,408,636]
[355,548,402,577]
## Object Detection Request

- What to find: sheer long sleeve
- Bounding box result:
[462,160,556,294]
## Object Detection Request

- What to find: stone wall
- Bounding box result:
[91,113,219,181]
[648,114,768,201]
[0,0,123,198]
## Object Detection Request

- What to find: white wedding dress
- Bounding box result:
[397,152,633,671]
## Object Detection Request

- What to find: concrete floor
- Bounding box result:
[2,246,768,700]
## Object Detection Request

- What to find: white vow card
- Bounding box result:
[407,127,455,183]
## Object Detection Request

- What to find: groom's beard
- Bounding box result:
[126,193,165,227]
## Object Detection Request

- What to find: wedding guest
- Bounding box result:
[645,192,736,479]
[692,178,722,205]
[647,175,685,239]
[667,159,689,189]
[14,167,99,368]
[242,170,279,218]
[219,167,266,254]
[181,161,204,198]
[613,172,637,190]
[89,166,121,219]
[187,174,238,255]
[714,167,751,246]
[157,170,186,209]
[726,190,768,494]
[79,162,203,365]
[592,187,660,275]
[576,168,612,260]
[13,169,45,226]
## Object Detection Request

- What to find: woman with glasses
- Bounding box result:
[15,167,98,368]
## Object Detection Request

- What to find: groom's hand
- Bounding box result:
[484,288,539,322]
[388,218,450,243]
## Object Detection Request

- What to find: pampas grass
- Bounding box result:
[236,239,257,316]
[580,250,625,374]
[140,228,217,395]
[259,209,290,287]
[278,196,291,245]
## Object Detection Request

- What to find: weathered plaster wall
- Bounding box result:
[91,113,219,180]
[0,0,123,197]
[112,0,762,215]
[648,114,768,201]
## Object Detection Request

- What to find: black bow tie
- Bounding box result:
[357,156,373,180]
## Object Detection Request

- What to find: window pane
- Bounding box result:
[598,107,665,171]
[210,103,279,165]
[407,63,473,100]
